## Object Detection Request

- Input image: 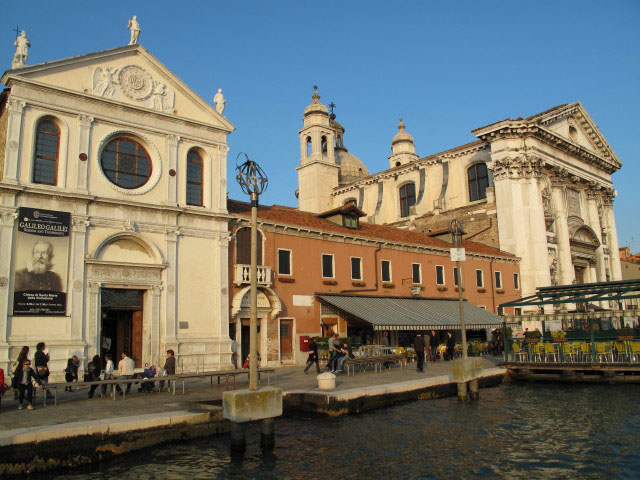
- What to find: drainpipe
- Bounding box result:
[340,243,382,294]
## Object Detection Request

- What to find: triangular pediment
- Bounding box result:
[528,103,620,168]
[1,44,233,132]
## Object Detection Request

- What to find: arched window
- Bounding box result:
[468,163,489,202]
[186,149,204,206]
[399,182,416,218]
[321,135,327,155]
[33,119,60,185]
[306,136,312,157]
[101,138,152,189]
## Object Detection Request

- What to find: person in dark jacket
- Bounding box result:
[64,356,80,392]
[11,359,43,410]
[335,342,354,373]
[87,355,101,398]
[34,342,53,400]
[446,331,456,361]
[429,331,439,361]
[304,337,321,374]
[159,349,176,392]
[414,332,426,372]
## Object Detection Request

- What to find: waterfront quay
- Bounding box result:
[0,358,504,475]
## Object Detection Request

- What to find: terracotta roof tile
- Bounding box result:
[228,199,516,259]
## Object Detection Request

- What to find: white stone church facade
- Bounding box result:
[0,43,234,376]
[297,92,623,311]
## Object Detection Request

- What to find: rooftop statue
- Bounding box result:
[214,88,226,115]
[128,16,140,45]
[12,30,30,69]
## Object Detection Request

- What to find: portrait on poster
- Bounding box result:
[12,207,70,316]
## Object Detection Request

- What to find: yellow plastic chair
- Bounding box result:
[544,343,557,362]
[561,342,575,363]
[629,342,640,362]
[512,343,527,362]
[580,342,592,362]
[614,341,628,362]
[595,342,612,363]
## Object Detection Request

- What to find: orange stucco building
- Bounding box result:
[228,201,521,366]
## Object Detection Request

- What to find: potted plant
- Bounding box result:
[437,286,448,292]
[382,282,395,289]
[551,330,567,342]
[524,330,541,343]
[322,280,337,286]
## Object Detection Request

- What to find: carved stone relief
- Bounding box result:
[548,248,558,286]
[566,188,582,218]
[541,185,553,231]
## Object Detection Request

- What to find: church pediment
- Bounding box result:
[569,223,600,248]
[1,45,233,132]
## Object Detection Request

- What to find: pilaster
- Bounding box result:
[166,134,180,206]
[75,115,93,192]
[151,284,163,365]
[0,211,18,348]
[586,184,606,282]
[163,227,179,349]
[70,216,90,340]
[3,98,27,184]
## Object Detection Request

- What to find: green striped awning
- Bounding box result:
[317,294,511,331]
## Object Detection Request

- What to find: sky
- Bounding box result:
[3,1,639,250]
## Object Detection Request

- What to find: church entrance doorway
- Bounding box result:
[100,289,144,367]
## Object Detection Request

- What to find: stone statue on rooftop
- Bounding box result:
[12,30,30,69]
[214,88,226,114]
[128,16,140,45]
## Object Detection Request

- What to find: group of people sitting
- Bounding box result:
[303,334,354,374]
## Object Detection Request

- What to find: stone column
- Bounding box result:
[151,285,163,366]
[166,135,180,206]
[586,185,606,282]
[550,171,574,285]
[87,281,102,359]
[70,216,90,341]
[0,211,18,362]
[164,227,179,350]
[75,115,94,192]
[3,98,26,184]
[603,192,622,280]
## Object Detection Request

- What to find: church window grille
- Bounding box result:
[399,183,416,217]
[186,149,204,206]
[101,138,152,189]
[468,163,489,202]
[33,119,60,185]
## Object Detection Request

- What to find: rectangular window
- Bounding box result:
[495,271,502,289]
[514,308,522,316]
[435,265,444,285]
[453,267,460,287]
[513,273,520,290]
[344,216,358,229]
[351,257,362,280]
[381,260,392,283]
[278,249,292,275]
[412,263,421,284]
[476,269,484,288]
[321,254,334,278]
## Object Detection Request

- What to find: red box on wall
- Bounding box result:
[299,335,310,352]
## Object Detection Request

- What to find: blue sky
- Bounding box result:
[3,1,639,250]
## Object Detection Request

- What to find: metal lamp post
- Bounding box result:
[235,154,268,391]
[450,219,468,360]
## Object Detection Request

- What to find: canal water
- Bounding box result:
[52,383,639,479]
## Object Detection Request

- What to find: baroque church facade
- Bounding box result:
[297,90,623,311]
[0,41,234,376]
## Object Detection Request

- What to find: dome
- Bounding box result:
[392,118,415,145]
[304,89,328,116]
[336,150,369,185]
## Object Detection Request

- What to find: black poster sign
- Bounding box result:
[12,207,70,316]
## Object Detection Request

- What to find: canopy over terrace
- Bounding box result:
[317,294,512,331]
[498,279,640,324]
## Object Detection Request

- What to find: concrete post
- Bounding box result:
[230,422,246,452]
[468,379,479,401]
[260,418,275,450]
[250,191,258,390]
[457,382,468,402]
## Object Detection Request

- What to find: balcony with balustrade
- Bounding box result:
[234,264,272,286]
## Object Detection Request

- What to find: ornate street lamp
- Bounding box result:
[450,219,468,360]
[235,154,268,390]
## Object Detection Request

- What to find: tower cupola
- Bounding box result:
[389,117,419,168]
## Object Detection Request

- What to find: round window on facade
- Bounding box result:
[100,138,152,189]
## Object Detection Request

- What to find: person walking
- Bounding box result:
[115,352,135,395]
[64,355,80,391]
[303,337,321,374]
[86,355,101,398]
[446,331,456,361]
[430,330,439,361]
[34,342,54,401]
[414,332,426,372]
[102,353,114,396]
[11,358,43,410]
[159,349,176,392]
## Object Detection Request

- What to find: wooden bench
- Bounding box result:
[343,354,406,377]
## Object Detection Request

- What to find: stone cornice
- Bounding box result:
[475,122,618,174]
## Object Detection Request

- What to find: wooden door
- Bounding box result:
[132,310,143,367]
[116,311,131,364]
[236,227,262,265]
[280,319,293,362]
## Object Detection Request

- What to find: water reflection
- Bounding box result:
[48,383,640,479]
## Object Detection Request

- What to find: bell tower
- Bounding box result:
[388,118,419,168]
[296,87,339,213]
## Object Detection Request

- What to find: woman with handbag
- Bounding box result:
[34,342,53,401]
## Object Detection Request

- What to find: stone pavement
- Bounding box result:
[0,356,503,430]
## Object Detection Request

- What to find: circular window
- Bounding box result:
[100,138,152,189]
